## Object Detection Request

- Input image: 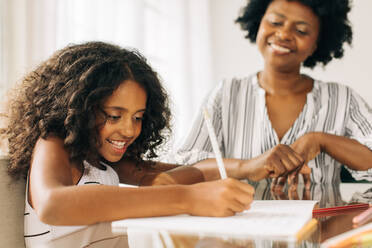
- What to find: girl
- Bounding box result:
[3,42,254,247]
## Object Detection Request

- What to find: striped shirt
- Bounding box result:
[171,73,372,183]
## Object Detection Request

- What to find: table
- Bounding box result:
[112,181,372,248]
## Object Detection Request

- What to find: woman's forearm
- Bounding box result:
[316,132,372,170]
[192,158,269,182]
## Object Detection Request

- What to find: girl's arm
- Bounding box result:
[30,137,254,226]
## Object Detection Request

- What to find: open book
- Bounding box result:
[112,200,317,242]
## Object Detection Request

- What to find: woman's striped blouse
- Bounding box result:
[171,73,372,183]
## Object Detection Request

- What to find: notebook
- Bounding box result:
[112,200,318,242]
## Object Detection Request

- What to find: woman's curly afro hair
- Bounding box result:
[236,0,353,68]
[5,41,171,179]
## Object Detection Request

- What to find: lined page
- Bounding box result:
[112,200,317,241]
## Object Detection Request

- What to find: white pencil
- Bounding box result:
[203,108,227,179]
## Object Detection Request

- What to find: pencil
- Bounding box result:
[312,203,369,217]
[328,230,372,248]
[296,218,318,242]
[203,108,227,179]
[353,206,372,226]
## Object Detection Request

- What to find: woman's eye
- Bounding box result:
[297,29,308,35]
[134,116,144,122]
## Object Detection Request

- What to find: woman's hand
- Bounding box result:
[185,178,254,217]
[286,132,321,188]
[242,144,306,181]
[150,172,178,185]
[270,177,311,200]
[290,132,322,165]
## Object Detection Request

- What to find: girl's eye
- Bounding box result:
[270,21,282,26]
[107,115,121,122]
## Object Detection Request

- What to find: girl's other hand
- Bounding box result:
[185,178,254,217]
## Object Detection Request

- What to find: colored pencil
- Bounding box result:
[313,203,369,217]
[353,206,372,226]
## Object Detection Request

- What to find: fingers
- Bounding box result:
[270,176,286,192]
[299,164,311,174]
[228,199,248,213]
[270,178,288,200]
[288,184,299,200]
[265,145,305,177]
[287,170,299,186]
[231,180,255,208]
[302,173,312,190]
[276,145,304,172]
[288,175,299,200]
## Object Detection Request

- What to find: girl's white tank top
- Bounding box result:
[24,161,121,247]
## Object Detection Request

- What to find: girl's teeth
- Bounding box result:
[109,140,126,148]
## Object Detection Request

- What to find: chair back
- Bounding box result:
[0,156,26,247]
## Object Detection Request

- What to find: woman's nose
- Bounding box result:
[276,26,292,41]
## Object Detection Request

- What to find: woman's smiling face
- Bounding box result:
[96,80,147,162]
[256,0,320,71]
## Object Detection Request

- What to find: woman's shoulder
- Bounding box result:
[313,78,355,97]
[221,73,257,90]
[314,78,350,90]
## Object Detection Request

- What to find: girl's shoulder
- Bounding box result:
[35,135,65,150]
[32,135,81,185]
[33,136,71,165]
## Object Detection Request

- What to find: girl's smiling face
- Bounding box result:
[97,80,147,162]
[256,0,320,71]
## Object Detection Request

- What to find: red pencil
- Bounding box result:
[312,203,369,216]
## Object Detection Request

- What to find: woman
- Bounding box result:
[171,0,372,185]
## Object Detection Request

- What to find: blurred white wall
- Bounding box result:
[0,0,213,146]
[209,0,372,105]
[1,0,371,147]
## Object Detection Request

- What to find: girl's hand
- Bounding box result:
[185,178,254,217]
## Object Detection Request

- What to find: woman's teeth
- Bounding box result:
[270,43,291,53]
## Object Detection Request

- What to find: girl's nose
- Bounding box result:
[119,118,135,138]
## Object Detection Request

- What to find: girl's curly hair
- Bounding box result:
[236,0,353,68]
[5,41,171,179]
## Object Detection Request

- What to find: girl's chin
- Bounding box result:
[99,154,124,164]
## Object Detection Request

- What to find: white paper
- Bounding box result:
[112,200,317,241]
